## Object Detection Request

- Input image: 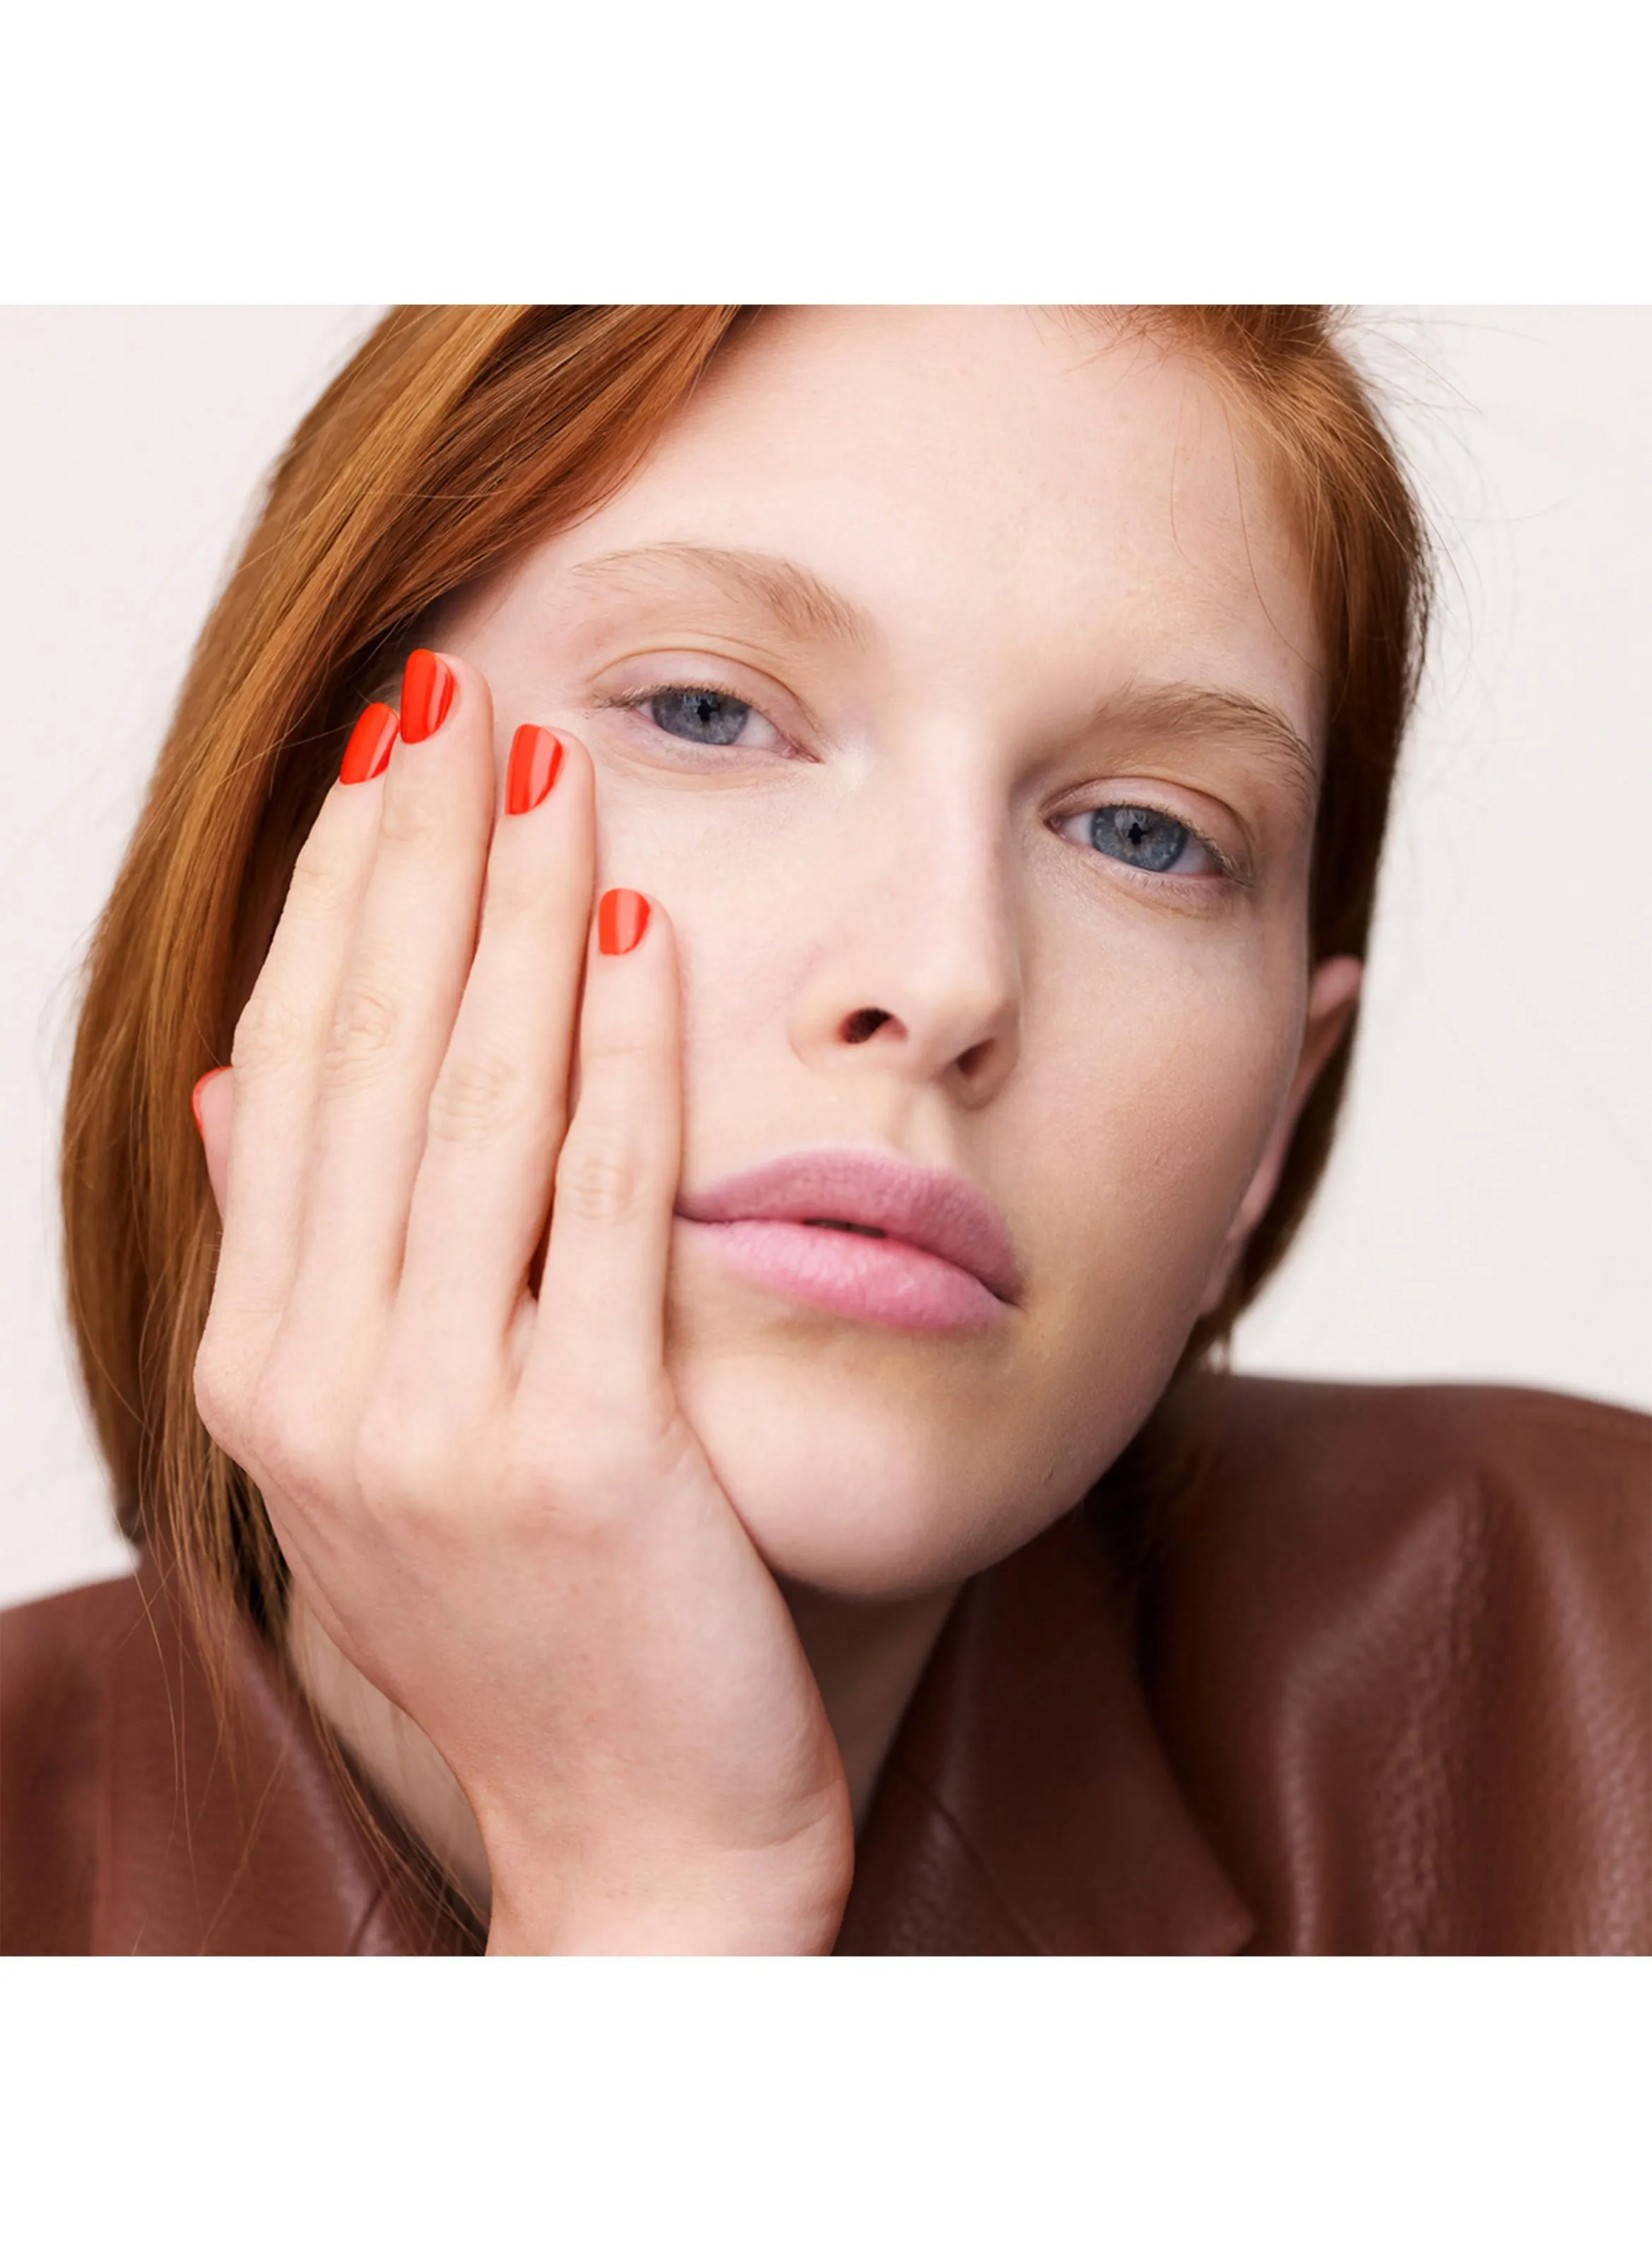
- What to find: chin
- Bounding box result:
[667,1347,1106,1600]
[661,1251,1209,1597]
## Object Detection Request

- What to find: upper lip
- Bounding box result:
[675,1147,1022,1304]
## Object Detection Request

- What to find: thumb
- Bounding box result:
[191,1066,233,1218]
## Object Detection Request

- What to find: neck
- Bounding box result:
[779,1576,960,1829]
[286,1578,960,1925]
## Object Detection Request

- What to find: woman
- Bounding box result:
[4,305,1646,1954]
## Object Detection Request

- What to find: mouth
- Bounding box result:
[674,1147,1022,1332]
[677,1215,1008,1330]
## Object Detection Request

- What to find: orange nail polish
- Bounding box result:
[506,725,565,815]
[598,888,650,956]
[191,1068,225,1139]
[339,702,399,784]
[399,650,454,743]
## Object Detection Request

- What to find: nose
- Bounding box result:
[786,766,1023,1106]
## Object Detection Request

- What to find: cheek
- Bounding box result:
[1029,943,1302,1335]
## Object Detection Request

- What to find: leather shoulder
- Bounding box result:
[1140,1377,1651,1952]
[2,1569,474,1956]
[1,1577,149,1953]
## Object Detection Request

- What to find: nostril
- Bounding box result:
[843,1009,891,1044]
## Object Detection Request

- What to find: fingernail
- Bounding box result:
[598,888,651,956]
[339,702,399,784]
[399,650,455,743]
[191,1068,226,1139]
[505,725,565,815]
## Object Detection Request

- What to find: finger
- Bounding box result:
[391,724,596,1374]
[524,887,683,1424]
[193,1066,233,1217]
[282,651,496,1366]
[206,705,397,1363]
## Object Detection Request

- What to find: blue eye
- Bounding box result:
[1087,805,1196,873]
[647,687,754,745]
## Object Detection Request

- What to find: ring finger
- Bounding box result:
[389,721,597,1379]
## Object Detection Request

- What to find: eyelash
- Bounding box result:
[599,679,1239,885]
[600,680,801,749]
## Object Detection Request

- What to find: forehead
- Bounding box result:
[515,307,1326,740]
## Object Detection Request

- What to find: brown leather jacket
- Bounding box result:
[4,1376,1648,1954]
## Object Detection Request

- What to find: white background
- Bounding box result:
[1,11,1646,2238]
[2,306,1647,1611]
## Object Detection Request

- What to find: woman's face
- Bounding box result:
[438,307,1353,1598]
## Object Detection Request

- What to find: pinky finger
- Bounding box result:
[522,889,682,1429]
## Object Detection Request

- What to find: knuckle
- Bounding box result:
[243,1350,338,1506]
[425,1050,526,1148]
[230,991,306,1080]
[512,1438,620,1541]
[284,830,355,919]
[522,1383,683,1507]
[246,1404,324,1506]
[192,1329,247,1452]
[582,1022,658,1072]
[476,856,545,928]
[321,981,401,1089]
[353,1394,459,1528]
[374,784,444,854]
[553,1136,649,1228]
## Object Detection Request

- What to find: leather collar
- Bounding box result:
[837,1503,1255,1954]
[97,1510,1254,1955]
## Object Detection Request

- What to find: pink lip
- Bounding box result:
[674,1147,1021,1332]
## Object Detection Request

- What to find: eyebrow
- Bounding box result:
[562,542,1319,811]
[1095,680,1321,817]
[562,542,875,651]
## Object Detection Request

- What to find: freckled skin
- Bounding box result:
[438,307,1355,1600]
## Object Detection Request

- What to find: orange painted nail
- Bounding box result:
[191,1068,226,1139]
[506,725,565,815]
[598,888,650,956]
[339,702,399,784]
[399,649,454,743]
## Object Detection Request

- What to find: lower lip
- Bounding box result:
[676,1217,1009,1331]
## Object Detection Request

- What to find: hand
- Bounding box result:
[191,652,854,1953]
